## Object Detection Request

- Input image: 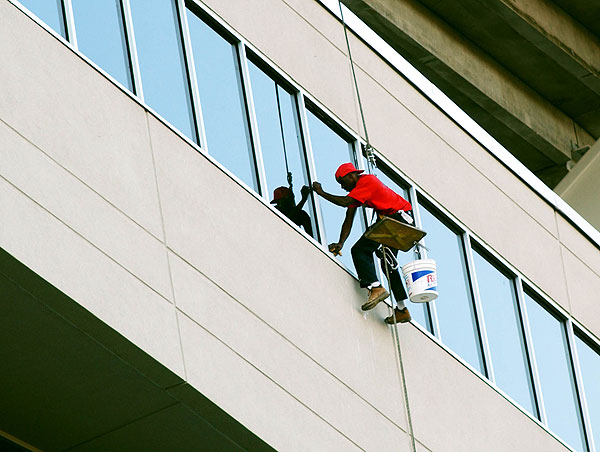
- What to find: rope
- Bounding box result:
[337,7,416,448]
[338,4,417,444]
[382,256,417,452]
[275,83,293,188]
[337,1,376,173]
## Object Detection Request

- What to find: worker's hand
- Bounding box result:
[312,182,323,195]
[300,185,311,198]
[328,242,343,256]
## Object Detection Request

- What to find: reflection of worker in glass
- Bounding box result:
[271,185,314,238]
[312,163,412,325]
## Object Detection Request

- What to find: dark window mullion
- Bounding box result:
[463,234,494,381]
[238,43,267,197]
[121,0,144,99]
[566,320,597,452]
[515,276,547,423]
[176,0,203,146]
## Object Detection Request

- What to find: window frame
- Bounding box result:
[522,286,591,451]
[244,52,315,212]
[417,194,485,358]
[469,242,540,417]
[567,324,600,451]
[302,98,368,273]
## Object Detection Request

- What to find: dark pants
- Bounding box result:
[351,212,411,301]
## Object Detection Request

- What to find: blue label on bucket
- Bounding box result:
[412,270,433,281]
[407,270,437,289]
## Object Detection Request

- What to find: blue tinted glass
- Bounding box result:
[186,11,257,190]
[419,204,484,373]
[472,249,536,414]
[307,110,363,272]
[575,335,600,449]
[130,0,196,140]
[247,61,316,237]
[525,293,586,452]
[376,169,430,330]
[72,0,132,90]
[20,0,65,37]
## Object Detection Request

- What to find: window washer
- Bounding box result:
[312,162,412,324]
[271,185,314,238]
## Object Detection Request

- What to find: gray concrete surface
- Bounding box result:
[1,0,597,450]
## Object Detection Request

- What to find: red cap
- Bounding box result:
[270,186,292,204]
[335,162,364,180]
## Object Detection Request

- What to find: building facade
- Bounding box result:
[1,0,599,451]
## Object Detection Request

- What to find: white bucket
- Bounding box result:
[401,259,438,303]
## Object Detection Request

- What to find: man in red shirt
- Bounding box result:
[312,162,412,324]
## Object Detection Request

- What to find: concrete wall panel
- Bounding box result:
[0,1,164,238]
[0,120,172,300]
[178,313,378,452]
[561,246,600,338]
[557,215,600,280]
[0,176,185,378]
[170,252,409,451]
[400,326,570,452]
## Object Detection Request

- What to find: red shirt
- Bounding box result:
[348,174,411,215]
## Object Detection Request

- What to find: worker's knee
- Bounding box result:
[351,240,368,258]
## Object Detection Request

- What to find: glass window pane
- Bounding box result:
[575,334,600,449]
[19,0,66,37]
[472,248,536,414]
[419,203,484,373]
[307,109,363,272]
[524,292,586,452]
[247,61,316,237]
[186,11,258,191]
[72,0,132,90]
[376,165,430,331]
[130,0,196,140]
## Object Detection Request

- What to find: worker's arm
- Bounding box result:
[328,207,357,256]
[296,185,311,210]
[312,182,356,207]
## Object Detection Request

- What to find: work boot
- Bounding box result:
[361,286,390,311]
[385,307,411,324]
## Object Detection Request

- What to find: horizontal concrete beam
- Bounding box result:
[341,0,596,186]
[489,0,600,94]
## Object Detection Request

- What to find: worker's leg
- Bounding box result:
[378,247,408,307]
[351,235,390,310]
[379,246,412,324]
[351,234,381,288]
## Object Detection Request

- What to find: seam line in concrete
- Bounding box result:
[0,173,173,305]
[178,309,371,451]
[0,117,165,244]
[144,112,189,381]
[170,248,408,433]
[555,211,575,314]
[60,402,180,452]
